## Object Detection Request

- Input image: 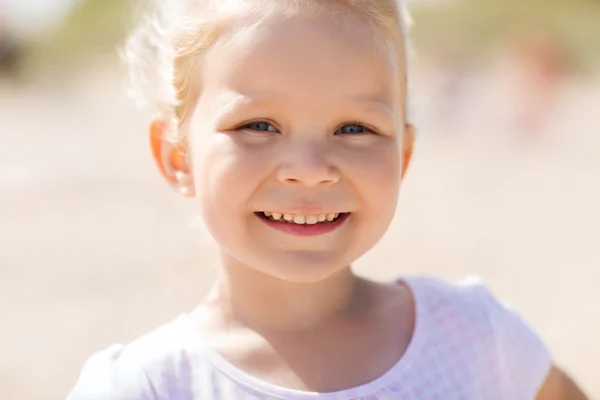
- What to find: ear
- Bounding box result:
[401,123,416,179]
[149,120,195,197]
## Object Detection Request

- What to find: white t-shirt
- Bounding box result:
[67,276,552,399]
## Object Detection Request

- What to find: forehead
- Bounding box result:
[199,10,405,112]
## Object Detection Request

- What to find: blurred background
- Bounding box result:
[1,0,599,399]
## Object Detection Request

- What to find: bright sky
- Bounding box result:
[1,0,77,38]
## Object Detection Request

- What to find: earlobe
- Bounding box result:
[149,120,195,197]
[401,124,415,179]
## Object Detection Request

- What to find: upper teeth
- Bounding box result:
[263,212,340,224]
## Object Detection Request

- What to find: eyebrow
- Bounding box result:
[216,91,398,125]
[345,95,397,122]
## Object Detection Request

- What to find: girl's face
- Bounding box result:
[184,10,412,283]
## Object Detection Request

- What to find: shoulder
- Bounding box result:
[66,343,156,400]
[404,275,500,349]
[67,315,206,400]
[405,274,541,329]
[404,275,553,399]
[404,275,498,321]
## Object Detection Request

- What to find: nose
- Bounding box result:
[276,143,340,187]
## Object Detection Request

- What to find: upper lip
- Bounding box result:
[257,208,349,215]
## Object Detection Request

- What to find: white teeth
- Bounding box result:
[305,215,318,225]
[283,213,294,222]
[263,212,345,224]
[293,215,306,224]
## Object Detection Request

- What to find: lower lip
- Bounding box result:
[256,213,350,236]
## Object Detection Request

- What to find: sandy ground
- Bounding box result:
[1,60,599,399]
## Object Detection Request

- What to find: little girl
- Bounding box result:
[68,0,588,399]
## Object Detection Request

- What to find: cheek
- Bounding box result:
[329,140,401,258]
[190,135,252,250]
[342,140,401,205]
[192,134,272,217]
[344,141,401,243]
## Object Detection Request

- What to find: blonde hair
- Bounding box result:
[122,0,413,140]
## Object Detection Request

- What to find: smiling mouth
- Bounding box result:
[255,212,348,225]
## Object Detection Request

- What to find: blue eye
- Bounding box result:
[336,123,371,135]
[243,121,278,132]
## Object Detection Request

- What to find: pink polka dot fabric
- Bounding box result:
[67,276,552,400]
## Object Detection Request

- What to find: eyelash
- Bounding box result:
[238,120,378,135]
[335,121,377,136]
[239,121,279,133]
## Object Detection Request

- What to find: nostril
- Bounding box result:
[276,160,340,186]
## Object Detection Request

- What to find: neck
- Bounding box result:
[205,253,361,331]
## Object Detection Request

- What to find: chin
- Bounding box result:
[256,251,353,283]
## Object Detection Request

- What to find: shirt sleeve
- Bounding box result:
[480,285,553,399]
[66,344,157,400]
